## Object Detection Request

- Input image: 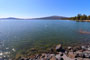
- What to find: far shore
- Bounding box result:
[70,20,90,22]
[1,18,90,22]
[75,20,90,22]
[82,20,90,22]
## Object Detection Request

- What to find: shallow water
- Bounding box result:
[0,19,90,49]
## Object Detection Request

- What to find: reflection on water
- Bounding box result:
[79,29,90,34]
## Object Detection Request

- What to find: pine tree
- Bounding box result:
[87,16,90,20]
[82,14,87,20]
[77,14,82,20]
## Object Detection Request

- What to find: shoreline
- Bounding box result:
[74,20,90,22]
[1,19,90,22]
[19,44,90,60]
[82,20,90,22]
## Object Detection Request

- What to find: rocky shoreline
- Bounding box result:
[19,44,90,60]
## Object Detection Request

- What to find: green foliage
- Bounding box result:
[77,14,82,20]
[87,15,90,20]
[69,14,90,20]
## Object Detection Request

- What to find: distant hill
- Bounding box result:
[0,16,69,20]
[0,17,24,20]
[34,16,69,20]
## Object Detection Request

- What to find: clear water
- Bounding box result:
[0,19,90,50]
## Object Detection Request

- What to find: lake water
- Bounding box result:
[0,19,90,50]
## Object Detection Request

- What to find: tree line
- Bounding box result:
[69,14,90,20]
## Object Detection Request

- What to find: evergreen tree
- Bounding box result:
[77,14,82,20]
[87,15,90,20]
[82,14,87,20]
[69,14,89,20]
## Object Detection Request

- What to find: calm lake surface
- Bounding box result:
[0,19,90,50]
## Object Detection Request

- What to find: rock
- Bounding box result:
[55,53,61,60]
[68,46,72,50]
[56,44,65,53]
[30,48,37,52]
[50,55,57,60]
[56,44,62,50]
[56,44,62,52]
[68,52,75,58]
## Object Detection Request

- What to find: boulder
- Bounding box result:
[56,44,65,52]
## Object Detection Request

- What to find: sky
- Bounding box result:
[0,0,90,18]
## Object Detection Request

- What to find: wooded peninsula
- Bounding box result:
[69,14,90,20]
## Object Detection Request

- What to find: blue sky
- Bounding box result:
[0,0,90,18]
